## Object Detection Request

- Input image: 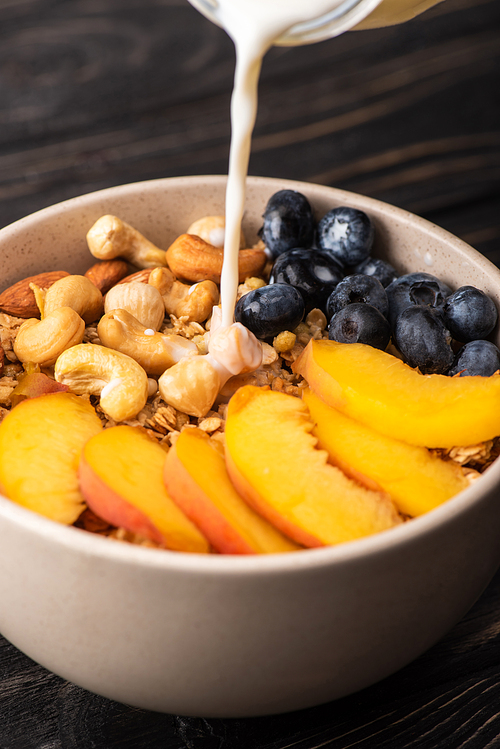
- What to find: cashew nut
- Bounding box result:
[148,267,219,323]
[166,234,267,284]
[87,215,167,268]
[104,281,165,331]
[44,275,103,324]
[146,266,175,296]
[158,322,262,417]
[28,282,46,318]
[186,216,246,249]
[172,281,220,323]
[97,308,198,375]
[13,308,86,367]
[54,344,149,422]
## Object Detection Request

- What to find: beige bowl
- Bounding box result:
[1,175,500,718]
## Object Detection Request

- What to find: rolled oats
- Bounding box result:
[108,527,162,548]
[0,312,24,330]
[176,412,191,430]
[83,324,101,345]
[261,341,279,366]
[306,308,327,333]
[163,315,205,339]
[0,313,23,360]
[0,376,18,405]
[198,415,224,433]
[271,376,285,392]
[462,467,482,484]
[434,437,500,471]
[280,342,306,364]
[210,431,226,448]
[3,363,23,378]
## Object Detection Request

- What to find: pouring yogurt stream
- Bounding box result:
[164,0,444,408]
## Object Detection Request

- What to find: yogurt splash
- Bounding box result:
[216,0,385,327]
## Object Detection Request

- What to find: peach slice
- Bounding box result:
[225,386,401,548]
[303,388,470,517]
[9,372,69,407]
[79,425,210,553]
[164,427,301,554]
[293,339,500,448]
[0,392,102,524]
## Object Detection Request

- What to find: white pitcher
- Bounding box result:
[187,0,444,45]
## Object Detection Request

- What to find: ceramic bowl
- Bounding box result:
[1,175,500,718]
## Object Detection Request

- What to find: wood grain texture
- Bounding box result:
[0,0,499,745]
[0,0,498,257]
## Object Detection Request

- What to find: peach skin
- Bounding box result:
[224,386,401,548]
[164,427,301,554]
[79,425,210,553]
[0,392,102,524]
[9,372,69,407]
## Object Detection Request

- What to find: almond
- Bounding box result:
[116,269,152,286]
[0,271,70,318]
[0,346,4,375]
[166,234,267,284]
[85,260,129,294]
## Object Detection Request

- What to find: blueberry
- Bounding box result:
[260,190,315,258]
[351,256,398,287]
[328,303,391,350]
[269,248,343,313]
[408,281,446,309]
[448,340,500,377]
[234,283,305,339]
[393,306,454,374]
[317,206,374,266]
[386,272,452,329]
[326,274,389,320]
[443,286,498,342]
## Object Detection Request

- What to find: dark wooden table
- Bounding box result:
[0,0,499,746]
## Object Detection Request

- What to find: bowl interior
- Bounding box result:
[1,173,500,569]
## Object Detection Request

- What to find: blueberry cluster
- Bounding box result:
[236,189,500,376]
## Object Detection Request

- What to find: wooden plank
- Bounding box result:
[0,0,498,745]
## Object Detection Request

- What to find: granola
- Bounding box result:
[0,229,497,550]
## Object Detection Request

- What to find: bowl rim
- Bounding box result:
[1,174,499,576]
[0,173,489,264]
